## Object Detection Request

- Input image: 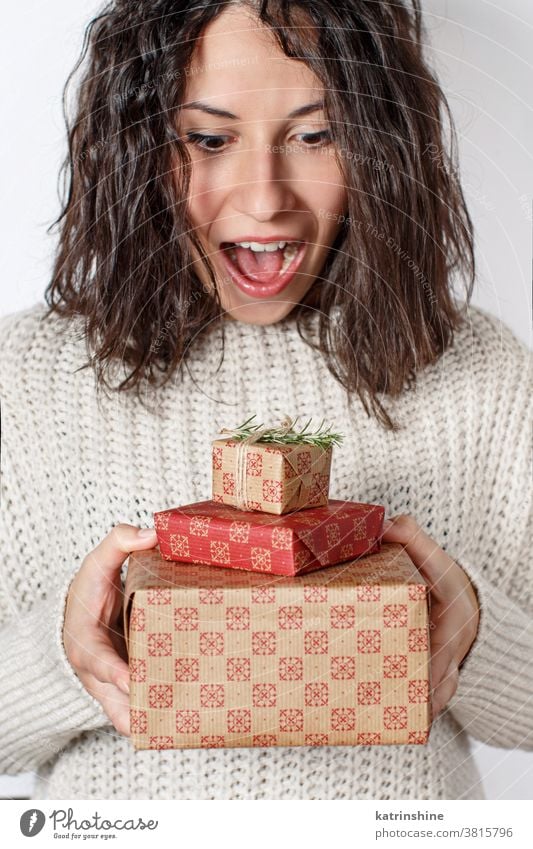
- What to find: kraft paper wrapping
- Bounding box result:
[212,437,333,514]
[124,543,432,750]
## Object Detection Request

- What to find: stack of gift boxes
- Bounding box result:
[124,416,432,750]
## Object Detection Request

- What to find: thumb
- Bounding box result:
[381,514,459,599]
[83,524,158,583]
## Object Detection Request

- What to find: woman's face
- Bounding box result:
[176,6,348,325]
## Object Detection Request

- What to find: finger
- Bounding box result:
[82,524,158,588]
[109,618,129,664]
[426,562,480,659]
[431,660,459,719]
[429,624,458,691]
[75,635,130,695]
[83,673,131,736]
[90,639,130,694]
[382,514,459,601]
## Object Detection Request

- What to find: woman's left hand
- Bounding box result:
[382,514,480,720]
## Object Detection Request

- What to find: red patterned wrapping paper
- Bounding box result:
[124,543,432,750]
[154,498,384,576]
[212,437,333,514]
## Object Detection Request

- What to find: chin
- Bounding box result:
[221,280,317,325]
[223,299,300,325]
[226,304,296,325]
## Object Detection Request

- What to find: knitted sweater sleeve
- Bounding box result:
[0,308,109,775]
[444,311,533,749]
[0,549,111,774]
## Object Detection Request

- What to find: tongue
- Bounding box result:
[233,245,285,283]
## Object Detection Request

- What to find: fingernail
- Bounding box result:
[383,518,393,530]
[119,679,130,695]
[138,527,157,538]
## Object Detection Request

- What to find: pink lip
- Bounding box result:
[221,235,303,244]
[219,241,307,299]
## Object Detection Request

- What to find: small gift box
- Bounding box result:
[154,498,384,576]
[212,415,342,514]
[124,542,432,750]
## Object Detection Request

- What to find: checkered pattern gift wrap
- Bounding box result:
[212,414,343,514]
[123,542,432,750]
[154,498,385,577]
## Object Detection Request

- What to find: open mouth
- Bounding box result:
[218,240,307,298]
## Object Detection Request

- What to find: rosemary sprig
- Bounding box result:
[220,414,344,448]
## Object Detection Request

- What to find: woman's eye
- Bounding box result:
[296,130,332,148]
[185,132,231,152]
[184,129,332,155]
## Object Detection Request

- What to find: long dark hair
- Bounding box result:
[44,0,475,430]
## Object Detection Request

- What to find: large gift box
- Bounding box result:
[124,542,432,750]
[154,499,385,576]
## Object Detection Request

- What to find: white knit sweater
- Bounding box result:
[0,302,531,800]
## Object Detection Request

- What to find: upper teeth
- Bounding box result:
[234,240,293,252]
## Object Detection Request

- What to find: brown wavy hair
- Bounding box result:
[44,0,475,430]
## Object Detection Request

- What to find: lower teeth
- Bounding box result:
[281,243,298,273]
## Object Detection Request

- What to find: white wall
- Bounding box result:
[0,0,531,800]
[423,0,532,346]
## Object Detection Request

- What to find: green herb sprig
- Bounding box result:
[220,414,344,448]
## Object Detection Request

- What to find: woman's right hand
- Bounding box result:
[62,524,158,736]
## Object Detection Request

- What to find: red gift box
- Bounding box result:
[154,499,385,576]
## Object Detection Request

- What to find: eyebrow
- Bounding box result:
[179,99,325,120]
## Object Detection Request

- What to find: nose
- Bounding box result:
[229,143,297,220]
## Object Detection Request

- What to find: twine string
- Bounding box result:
[220,415,295,510]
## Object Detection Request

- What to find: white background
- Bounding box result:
[0,0,531,799]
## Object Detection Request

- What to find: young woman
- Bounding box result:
[0,0,531,801]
